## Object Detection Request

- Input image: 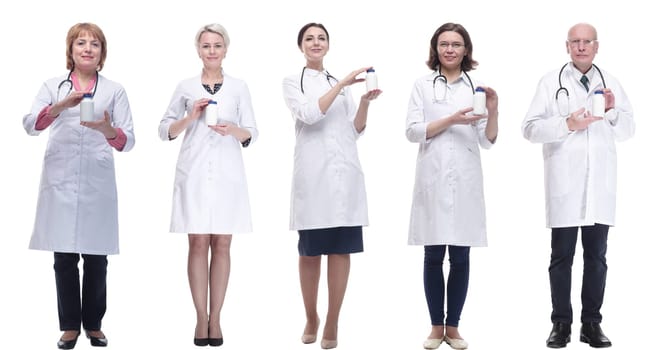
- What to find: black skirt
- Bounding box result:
[298,226,364,256]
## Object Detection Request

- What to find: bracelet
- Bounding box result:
[241,137,251,148]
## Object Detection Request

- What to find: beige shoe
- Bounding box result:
[444,336,468,349]
[321,339,338,349]
[423,337,444,349]
[301,333,317,344]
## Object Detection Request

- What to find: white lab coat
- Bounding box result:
[406,71,493,247]
[283,68,368,230]
[23,73,135,255]
[159,73,258,234]
[522,63,634,228]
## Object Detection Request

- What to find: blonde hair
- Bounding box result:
[195,23,230,48]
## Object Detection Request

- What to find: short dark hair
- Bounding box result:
[297,23,329,48]
[426,22,478,72]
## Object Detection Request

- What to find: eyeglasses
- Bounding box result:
[568,39,597,47]
[438,41,465,50]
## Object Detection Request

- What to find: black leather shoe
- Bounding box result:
[208,337,223,347]
[57,331,80,350]
[546,322,571,348]
[85,331,108,347]
[580,322,612,348]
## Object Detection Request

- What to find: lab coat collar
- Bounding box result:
[303,67,329,77]
[567,62,594,80]
[566,62,603,90]
[427,70,473,88]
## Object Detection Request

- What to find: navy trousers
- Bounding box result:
[423,245,470,327]
[549,224,608,324]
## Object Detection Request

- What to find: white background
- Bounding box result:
[1,0,655,349]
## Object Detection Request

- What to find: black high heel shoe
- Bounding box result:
[208,321,223,347]
[85,331,108,347]
[208,337,223,347]
[194,337,210,346]
[194,323,210,346]
[57,331,80,350]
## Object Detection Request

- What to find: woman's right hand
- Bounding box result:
[48,91,87,117]
[450,107,487,125]
[57,91,86,109]
[338,67,369,88]
[188,98,212,121]
[166,98,212,139]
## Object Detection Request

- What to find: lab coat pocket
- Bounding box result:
[42,146,68,187]
[605,150,617,195]
[177,141,198,173]
[545,153,569,198]
[415,146,441,191]
[90,149,116,196]
[95,149,114,169]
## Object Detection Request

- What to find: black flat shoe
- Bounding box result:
[57,332,80,350]
[208,337,223,347]
[194,337,209,346]
[580,322,612,348]
[546,322,571,348]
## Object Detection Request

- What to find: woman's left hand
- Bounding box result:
[210,121,236,136]
[81,111,117,139]
[361,89,382,102]
[479,86,498,115]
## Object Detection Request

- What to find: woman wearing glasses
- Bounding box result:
[405,23,498,350]
[22,22,135,349]
[282,22,381,349]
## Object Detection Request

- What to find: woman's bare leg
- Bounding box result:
[188,234,211,339]
[323,254,350,342]
[299,255,321,342]
[208,234,232,339]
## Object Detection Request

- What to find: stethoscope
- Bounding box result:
[555,62,606,116]
[300,66,343,95]
[432,69,475,103]
[57,70,99,103]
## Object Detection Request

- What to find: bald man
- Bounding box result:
[522,23,635,348]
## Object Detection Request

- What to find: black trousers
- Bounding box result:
[54,252,107,331]
[549,224,608,324]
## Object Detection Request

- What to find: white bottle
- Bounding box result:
[472,87,486,115]
[592,90,605,117]
[365,68,378,92]
[80,93,94,122]
[205,100,218,126]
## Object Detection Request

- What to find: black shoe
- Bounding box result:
[85,331,108,347]
[194,337,209,346]
[546,322,571,348]
[580,322,612,348]
[57,331,80,350]
[208,337,223,347]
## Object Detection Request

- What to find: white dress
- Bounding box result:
[159,73,258,234]
[23,73,135,255]
[282,68,369,231]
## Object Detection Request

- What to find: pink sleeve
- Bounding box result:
[34,106,58,131]
[107,128,127,151]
